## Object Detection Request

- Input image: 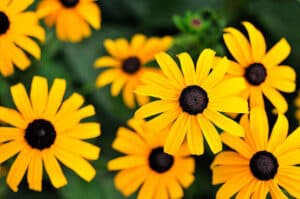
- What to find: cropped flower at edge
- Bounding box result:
[135,49,248,155]
[222,21,296,113]
[108,119,195,199]
[294,90,300,122]
[0,0,45,76]
[0,76,101,192]
[94,34,173,108]
[37,0,101,43]
[211,108,300,199]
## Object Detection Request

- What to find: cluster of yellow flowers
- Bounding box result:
[0,0,299,199]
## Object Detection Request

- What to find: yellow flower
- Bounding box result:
[0,0,45,76]
[211,108,300,199]
[135,49,248,155]
[294,90,300,122]
[37,0,101,42]
[222,21,296,113]
[94,34,173,108]
[108,119,195,199]
[0,76,101,192]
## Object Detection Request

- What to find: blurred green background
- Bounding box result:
[1,0,300,198]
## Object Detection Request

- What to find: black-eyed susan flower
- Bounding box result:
[94,34,173,108]
[108,119,195,199]
[0,76,101,192]
[222,21,296,113]
[211,108,300,198]
[0,0,45,76]
[135,49,248,155]
[37,0,101,42]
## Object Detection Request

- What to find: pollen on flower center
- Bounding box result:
[0,12,10,35]
[121,57,141,74]
[179,85,209,115]
[25,119,56,150]
[149,147,174,173]
[244,63,267,86]
[60,0,79,8]
[250,151,278,181]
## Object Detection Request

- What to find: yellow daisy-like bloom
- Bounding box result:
[135,49,248,155]
[108,119,195,199]
[0,0,45,76]
[294,90,300,122]
[222,21,296,113]
[37,0,101,42]
[211,108,300,199]
[94,34,173,108]
[0,76,101,192]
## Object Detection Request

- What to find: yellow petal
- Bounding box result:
[0,107,26,128]
[197,115,222,154]
[135,100,178,119]
[204,109,244,137]
[55,136,100,160]
[27,150,42,191]
[242,21,266,62]
[210,96,248,113]
[94,56,120,68]
[262,85,288,114]
[177,52,195,85]
[54,149,96,182]
[249,107,269,150]
[202,56,229,89]
[0,140,24,164]
[7,147,32,192]
[165,177,184,198]
[130,34,146,54]
[115,167,147,196]
[274,126,300,155]
[9,44,30,70]
[8,0,33,12]
[112,127,147,154]
[77,2,101,29]
[137,175,159,199]
[267,114,288,152]
[10,83,33,121]
[42,149,67,188]
[223,33,248,66]
[30,76,48,117]
[196,48,216,83]
[210,77,247,98]
[155,52,184,88]
[96,69,121,87]
[164,113,189,155]
[111,75,127,96]
[216,171,252,199]
[14,35,41,59]
[108,156,147,171]
[64,122,101,140]
[44,78,66,118]
[268,180,288,199]
[220,133,253,158]
[186,116,204,155]
[211,151,248,167]
[262,38,291,67]
[224,26,251,63]
[0,127,23,142]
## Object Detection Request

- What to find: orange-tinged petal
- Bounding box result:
[76,2,101,29]
[94,56,120,68]
[137,174,159,199]
[108,156,147,171]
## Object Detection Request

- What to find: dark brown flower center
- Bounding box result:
[244,63,267,86]
[149,147,174,173]
[0,12,9,35]
[121,57,141,74]
[179,85,208,115]
[250,151,278,180]
[60,0,79,8]
[25,119,56,150]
